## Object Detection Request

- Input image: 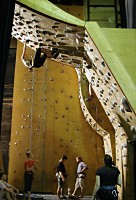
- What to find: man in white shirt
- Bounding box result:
[0,172,19,200]
[72,157,88,198]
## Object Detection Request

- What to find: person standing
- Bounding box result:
[92,154,121,200]
[72,156,88,198]
[56,155,68,199]
[0,172,19,200]
[23,151,36,200]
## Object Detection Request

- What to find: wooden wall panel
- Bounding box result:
[8,41,104,194]
[57,5,84,20]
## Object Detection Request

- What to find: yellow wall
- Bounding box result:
[8,41,104,194]
[57,5,84,20]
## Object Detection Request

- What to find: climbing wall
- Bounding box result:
[57,5,84,20]
[8,41,104,194]
[6,1,136,199]
[82,27,136,199]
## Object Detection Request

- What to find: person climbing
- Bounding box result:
[21,41,59,70]
[21,41,46,70]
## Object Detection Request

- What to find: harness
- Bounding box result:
[101,186,115,190]
[77,173,86,179]
[98,186,118,198]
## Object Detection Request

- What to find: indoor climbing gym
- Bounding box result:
[0,0,136,200]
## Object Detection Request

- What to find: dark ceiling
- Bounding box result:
[49,0,83,5]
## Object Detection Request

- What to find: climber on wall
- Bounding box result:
[21,41,59,70]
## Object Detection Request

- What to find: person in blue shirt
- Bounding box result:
[0,172,19,200]
[72,156,88,198]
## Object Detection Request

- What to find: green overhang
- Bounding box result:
[17,0,85,27]
[85,22,136,113]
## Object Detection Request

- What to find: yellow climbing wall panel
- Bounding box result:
[8,41,104,194]
[57,5,84,20]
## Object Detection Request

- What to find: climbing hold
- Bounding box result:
[118,123,123,127]
[126,118,130,122]
[99,69,104,75]
[94,56,99,62]
[60,70,64,73]
[120,105,125,113]
[86,64,92,69]
[120,132,125,136]
[101,61,105,67]
[130,126,136,133]
[107,72,111,76]
[121,97,132,112]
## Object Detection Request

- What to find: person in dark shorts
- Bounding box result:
[56,155,68,199]
[92,154,121,200]
[23,151,36,200]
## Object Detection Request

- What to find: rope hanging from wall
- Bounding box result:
[41,61,47,191]
[29,66,35,152]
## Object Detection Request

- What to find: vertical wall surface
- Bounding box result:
[6,1,136,199]
[8,41,104,194]
[57,5,84,20]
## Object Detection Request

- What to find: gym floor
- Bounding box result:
[18,194,92,200]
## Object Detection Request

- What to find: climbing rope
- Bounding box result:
[29,67,35,152]
[41,59,47,191]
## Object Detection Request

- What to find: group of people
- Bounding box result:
[56,156,88,199]
[0,153,121,200]
[56,154,121,200]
